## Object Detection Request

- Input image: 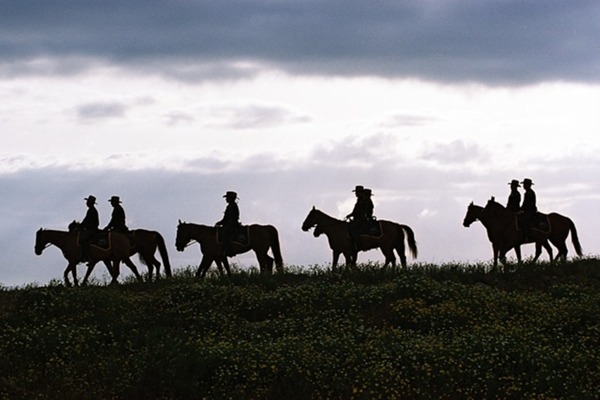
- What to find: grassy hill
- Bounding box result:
[2,259,600,399]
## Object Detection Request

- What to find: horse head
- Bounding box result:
[34,228,47,255]
[68,220,81,232]
[313,224,324,237]
[301,206,318,231]
[175,220,191,252]
[463,201,482,227]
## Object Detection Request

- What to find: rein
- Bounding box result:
[184,240,197,248]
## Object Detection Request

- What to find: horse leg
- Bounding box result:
[82,261,100,285]
[222,257,232,277]
[63,266,71,287]
[332,251,341,269]
[214,257,225,276]
[343,250,356,268]
[395,241,406,270]
[150,255,161,280]
[381,248,396,269]
[123,258,143,282]
[109,260,120,284]
[71,263,79,286]
[552,239,568,262]
[257,253,274,275]
[531,242,542,263]
[64,261,78,287]
[542,240,554,263]
[145,254,154,282]
[492,243,499,269]
[514,245,522,264]
[195,256,213,279]
[498,246,510,272]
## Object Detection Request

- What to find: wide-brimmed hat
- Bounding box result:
[508,179,520,187]
[521,178,534,186]
[352,185,364,192]
[223,191,238,199]
[109,196,122,203]
[84,195,97,204]
[364,188,373,196]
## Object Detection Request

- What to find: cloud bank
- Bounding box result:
[1,1,599,84]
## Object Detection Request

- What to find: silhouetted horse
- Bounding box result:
[480,197,582,264]
[301,207,417,269]
[463,201,553,268]
[175,221,284,278]
[127,229,172,280]
[69,222,171,281]
[35,228,142,286]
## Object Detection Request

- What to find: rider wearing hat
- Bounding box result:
[506,179,521,212]
[346,185,369,251]
[215,191,241,256]
[104,196,129,233]
[346,185,367,222]
[363,188,375,221]
[520,178,537,241]
[80,195,100,264]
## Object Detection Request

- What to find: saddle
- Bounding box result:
[357,220,383,238]
[217,225,250,246]
[77,231,111,250]
[515,212,551,234]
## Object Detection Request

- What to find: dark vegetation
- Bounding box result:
[2,259,600,399]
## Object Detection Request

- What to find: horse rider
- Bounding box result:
[506,179,521,212]
[80,195,100,264]
[104,196,129,233]
[215,191,241,256]
[346,185,369,251]
[520,178,537,241]
[363,188,375,220]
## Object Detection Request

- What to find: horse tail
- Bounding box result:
[399,224,418,259]
[154,231,172,277]
[267,225,284,273]
[568,218,583,257]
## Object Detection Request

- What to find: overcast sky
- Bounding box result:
[2,0,600,286]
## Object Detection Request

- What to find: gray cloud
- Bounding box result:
[164,111,196,127]
[75,101,127,121]
[202,104,311,129]
[421,140,490,165]
[381,113,438,128]
[1,1,599,85]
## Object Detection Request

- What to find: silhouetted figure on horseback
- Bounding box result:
[215,191,241,257]
[519,178,537,241]
[345,185,375,251]
[80,195,100,265]
[104,196,129,233]
[506,179,521,212]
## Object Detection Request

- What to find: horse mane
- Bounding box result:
[486,196,505,209]
[313,208,345,224]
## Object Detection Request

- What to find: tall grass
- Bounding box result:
[1,258,600,399]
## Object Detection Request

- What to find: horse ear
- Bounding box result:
[491,196,495,202]
[469,201,473,206]
[178,219,182,225]
[312,206,315,210]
